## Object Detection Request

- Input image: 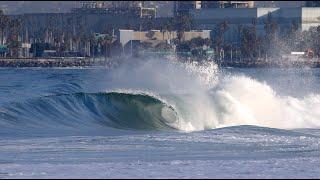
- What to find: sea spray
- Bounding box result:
[104,58,219,93]
[211,75,320,129]
[104,58,320,131]
[103,58,220,131]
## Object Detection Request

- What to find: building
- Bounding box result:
[174,1,254,16]
[119,29,211,46]
[71,1,156,19]
[119,29,211,54]
[305,1,320,7]
[7,1,320,53]
[190,7,320,43]
[201,1,254,8]
[174,1,201,16]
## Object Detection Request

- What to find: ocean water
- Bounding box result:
[1,59,320,178]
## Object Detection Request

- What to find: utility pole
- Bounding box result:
[130,31,133,57]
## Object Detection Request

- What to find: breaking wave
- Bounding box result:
[0,92,182,132]
[1,58,320,134]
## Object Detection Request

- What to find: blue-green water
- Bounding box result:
[0,60,320,178]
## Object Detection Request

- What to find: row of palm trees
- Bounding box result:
[0,10,23,57]
[237,15,320,61]
[0,9,122,58]
[32,13,119,58]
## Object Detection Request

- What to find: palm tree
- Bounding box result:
[213,21,229,60]
[163,19,174,43]
[8,18,22,58]
[141,18,155,31]
[264,13,278,58]
[89,34,97,59]
[0,10,10,45]
[175,15,192,43]
[102,34,115,58]
[240,25,254,59]
[286,20,299,51]
[80,34,90,57]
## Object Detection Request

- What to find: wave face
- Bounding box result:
[1,58,320,134]
[0,92,181,134]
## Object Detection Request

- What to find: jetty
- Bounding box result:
[0,58,114,68]
[0,57,320,68]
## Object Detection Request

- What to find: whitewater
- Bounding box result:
[0,58,320,178]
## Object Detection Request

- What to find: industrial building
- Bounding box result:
[170,1,320,43]
[190,7,320,42]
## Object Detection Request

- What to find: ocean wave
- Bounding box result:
[1,59,320,135]
[0,92,184,133]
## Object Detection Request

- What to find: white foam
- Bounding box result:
[212,75,320,129]
[105,58,320,131]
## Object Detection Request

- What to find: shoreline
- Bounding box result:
[0,58,107,68]
[218,60,320,68]
[0,57,319,68]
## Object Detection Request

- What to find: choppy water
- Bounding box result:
[1,59,320,178]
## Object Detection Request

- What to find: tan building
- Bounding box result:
[119,29,211,47]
